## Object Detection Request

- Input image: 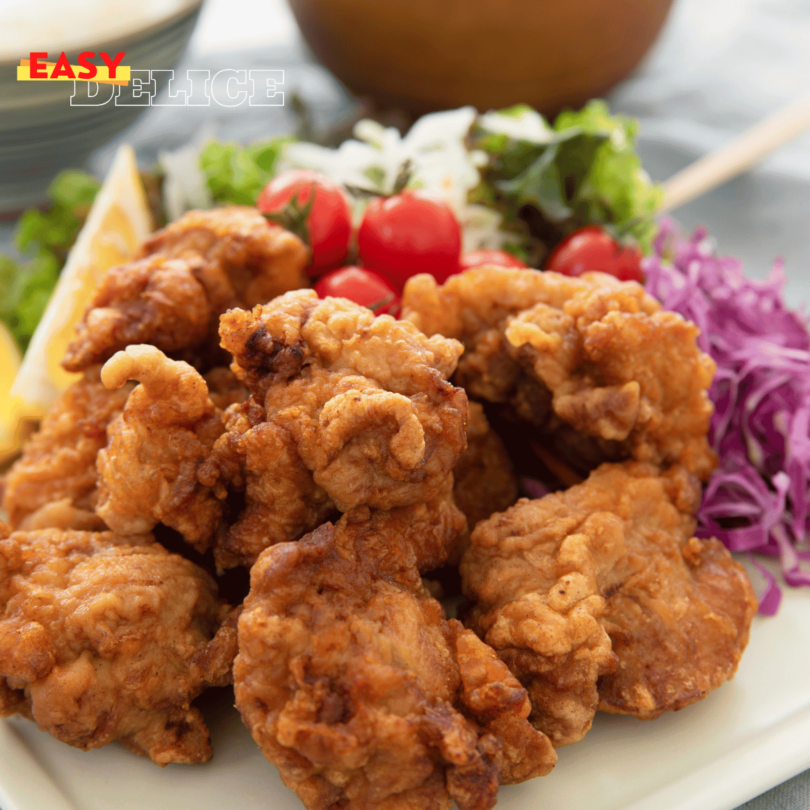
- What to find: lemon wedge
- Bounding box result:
[10,144,153,428]
[0,320,24,464]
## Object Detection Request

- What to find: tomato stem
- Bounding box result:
[344,159,414,200]
[261,184,316,250]
[368,293,395,313]
[391,160,413,196]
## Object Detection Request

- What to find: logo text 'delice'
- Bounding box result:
[70,69,285,107]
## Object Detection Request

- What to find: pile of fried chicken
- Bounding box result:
[0,207,757,810]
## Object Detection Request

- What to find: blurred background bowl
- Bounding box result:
[287,0,674,115]
[0,0,203,213]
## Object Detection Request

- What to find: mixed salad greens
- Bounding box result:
[0,171,99,351]
[2,101,808,611]
[0,101,658,347]
[199,137,296,207]
[472,101,662,262]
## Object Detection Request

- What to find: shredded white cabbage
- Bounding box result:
[477,108,553,145]
[158,129,214,222]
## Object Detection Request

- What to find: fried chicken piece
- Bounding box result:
[461,488,623,747]
[403,266,717,481]
[203,365,250,411]
[221,291,467,508]
[453,402,518,531]
[62,255,213,372]
[234,501,555,810]
[96,345,225,553]
[140,205,309,308]
[201,396,336,569]
[460,461,757,746]
[200,289,468,568]
[0,527,237,765]
[2,368,133,531]
[598,529,759,718]
[594,465,757,718]
[63,207,308,373]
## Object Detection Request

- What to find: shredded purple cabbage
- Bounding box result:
[644,219,810,615]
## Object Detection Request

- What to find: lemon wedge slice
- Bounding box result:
[0,320,24,464]
[10,144,153,427]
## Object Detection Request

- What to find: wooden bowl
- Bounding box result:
[288,0,674,115]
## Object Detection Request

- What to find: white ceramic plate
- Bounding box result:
[1,558,808,810]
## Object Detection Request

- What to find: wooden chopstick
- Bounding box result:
[660,94,810,213]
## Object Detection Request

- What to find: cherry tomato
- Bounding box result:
[460,249,528,271]
[314,266,400,316]
[357,191,462,289]
[545,226,644,282]
[257,170,352,276]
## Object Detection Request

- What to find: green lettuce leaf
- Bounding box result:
[200,136,295,206]
[0,171,100,352]
[497,129,610,223]
[473,100,662,257]
[554,100,662,248]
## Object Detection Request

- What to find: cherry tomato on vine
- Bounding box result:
[357,191,462,289]
[314,267,400,316]
[460,249,528,271]
[257,170,352,276]
[545,226,644,283]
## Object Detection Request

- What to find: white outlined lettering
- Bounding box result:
[186,70,211,106]
[71,68,285,107]
[150,69,187,106]
[211,69,248,107]
[249,70,285,107]
[114,69,155,106]
[70,81,114,106]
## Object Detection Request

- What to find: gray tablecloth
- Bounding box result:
[2,0,809,806]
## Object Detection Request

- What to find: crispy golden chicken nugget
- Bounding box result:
[2,367,132,531]
[0,526,237,765]
[200,290,469,568]
[235,501,555,810]
[63,206,308,373]
[403,267,717,481]
[97,345,225,552]
[461,462,756,745]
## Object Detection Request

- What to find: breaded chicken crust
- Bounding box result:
[234,501,555,810]
[461,462,756,746]
[139,205,309,308]
[453,401,518,532]
[2,367,133,531]
[403,267,717,481]
[63,207,308,373]
[97,345,226,553]
[0,524,237,764]
[200,290,469,568]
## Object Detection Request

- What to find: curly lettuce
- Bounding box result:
[473,100,662,259]
[199,136,295,206]
[0,171,99,351]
